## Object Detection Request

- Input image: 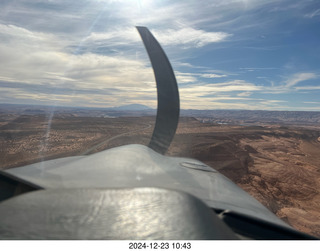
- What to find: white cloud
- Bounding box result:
[179,80,261,101]
[174,62,209,69]
[153,27,231,48]
[285,72,318,87]
[1,1,319,111]
[295,86,320,90]
[305,9,320,18]
[175,72,197,84]
[237,92,252,97]
[0,24,158,107]
[83,27,140,46]
[204,80,262,92]
[200,73,227,78]
[174,72,228,84]
[304,101,320,104]
[179,96,290,110]
[176,79,295,110]
[84,27,231,49]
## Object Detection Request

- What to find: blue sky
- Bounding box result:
[0,0,320,110]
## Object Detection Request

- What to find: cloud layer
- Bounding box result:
[0,0,319,110]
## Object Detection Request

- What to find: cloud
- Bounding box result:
[178,95,289,110]
[240,67,278,71]
[305,9,320,18]
[1,0,319,111]
[0,23,159,107]
[179,80,261,101]
[203,80,262,92]
[175,72,197,84]
[0,80,157,108]
[83,27,232,50]
[237,92,253,97]
[285,72,318,87]
[200,73,227,78]
[82,27,140,48]
[174,62,198,68]
[175,72,228,84]
[295,86,320,91]
[304,102,320,104]
[176,79,294,110]
[153,28,231,48]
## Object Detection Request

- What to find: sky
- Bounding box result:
[0,0,320,111]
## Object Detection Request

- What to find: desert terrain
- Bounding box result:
[0,114,154,169]
[169,117,320,237]
[1,105,320,238]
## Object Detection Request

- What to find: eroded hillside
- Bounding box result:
[168,118,320,237]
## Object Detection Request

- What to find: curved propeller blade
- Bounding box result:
[136,26,180,154]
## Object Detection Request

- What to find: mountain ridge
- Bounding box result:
[107,104,153,111]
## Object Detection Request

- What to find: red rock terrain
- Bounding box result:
[168,117,320,237]
[1,114,320,237]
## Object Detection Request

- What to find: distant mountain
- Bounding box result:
[180,109,320,125]
[108,104,153,111]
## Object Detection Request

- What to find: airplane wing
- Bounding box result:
[0,27,317,240]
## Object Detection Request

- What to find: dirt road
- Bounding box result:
[81,123,152,155]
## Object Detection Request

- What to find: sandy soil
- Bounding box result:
[0,114,154,169]
[1,114,320,237]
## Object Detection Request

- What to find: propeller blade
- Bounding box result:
[136,26,180,154]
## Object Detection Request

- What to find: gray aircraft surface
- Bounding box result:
[0,27,317,240]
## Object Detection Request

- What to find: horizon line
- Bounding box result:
[1,102,320,113]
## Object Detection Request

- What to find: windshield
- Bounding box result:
[1,0,320,238]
